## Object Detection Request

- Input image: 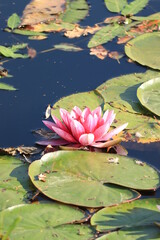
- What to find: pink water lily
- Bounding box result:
[37,106,128,148]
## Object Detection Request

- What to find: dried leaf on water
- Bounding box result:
[21,0,66,26]
[90,45,108,60]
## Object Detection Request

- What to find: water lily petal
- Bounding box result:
[70,106,82,119]
[92,106,102,118]
[60,108,71,130]
[93,123,110,141]
[36,138,69,146]
[102,110,109,122]
[80,107,91,124]
[79,133,94,146]
[70,119,85,141]
[100,123,128,141]
[83,114,96,133]
[51,115,69,132]
[42,120,57,131]
[52,125,77,143]
[105,110,115,125]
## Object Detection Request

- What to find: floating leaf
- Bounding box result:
[32,21,75,33]
[121,0,149,16]
[7,13,21,30]
[90,45,108,60]
[125,32,160,70]
[96,226,160,240]
[0,203,95,239]
[54,43,83,52]
[91,198,160,232]
[0,44,28,59]
[104,0,127,13]
[12,29,47,36]
[88,22,136,48]
[131,12,160,21]
[0,83,16,91]
[0,155,34,211]
[137,78,160,117]
[21,0,66,26]
[30,151,159,207]
[62,0,89,23]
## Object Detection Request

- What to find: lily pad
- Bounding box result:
[29,151,159,207]
[96,226,160,240]
[125,32,160,70]
[0,203,95,240]
[0,155,34,211]
[137,78,160,117]
[91,198,160,232]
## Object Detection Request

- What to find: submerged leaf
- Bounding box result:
[54,43,83,52]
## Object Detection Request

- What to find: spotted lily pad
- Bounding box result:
[0,203,95,240]
[29,151,160,207]
[137,78,160,117]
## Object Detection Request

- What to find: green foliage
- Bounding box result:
[0,83,16,91]
[125,32,160,70]
[91,198,160,231]
[137,78,160,117]
[96,226,160,240]
[61,0,89,23]
[121,0,149,16]
[29,151,160,207]
[7,13,21,30]
[104,0,127,13]
[0,203,95,240]
[0,155,34,211]
[0,44,28,59]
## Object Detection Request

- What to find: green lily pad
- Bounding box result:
[29,151,159,207]
[51,90,104,119]
[125,32,160,70]
[0,155,34,211]
[104,0,127,13]
[0,203,95,240]
[91,198,160,232]
[96,226,160,240]
[137,78,160,117]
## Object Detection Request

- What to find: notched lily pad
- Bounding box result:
[29,151,160,207]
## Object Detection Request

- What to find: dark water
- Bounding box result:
[0,1,160,196]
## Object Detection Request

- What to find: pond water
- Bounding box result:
[0,0,160,199]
